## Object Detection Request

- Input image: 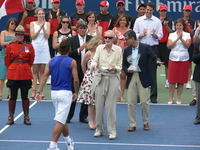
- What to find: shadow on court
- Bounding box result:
[0,100,200,150]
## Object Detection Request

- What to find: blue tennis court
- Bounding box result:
[0,100,199,150]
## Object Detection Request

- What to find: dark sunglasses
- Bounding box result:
[16,33,24,36]
[104,36,113,39]
[62,21,69,24]
[10,23,16,25]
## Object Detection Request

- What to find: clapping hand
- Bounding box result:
[177,31,183,40]
[151,29,156,35]
[163,20,169,26]
[143,28,147,37]
[56,9,60,18]
[22,11,28,19]
[197,20,200,31]
[49,11,52,20]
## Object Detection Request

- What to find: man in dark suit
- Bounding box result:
[67,20,92,123]
[192,42,200,125]
[123,30,163,131]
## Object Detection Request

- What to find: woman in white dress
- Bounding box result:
[30,7,50,100]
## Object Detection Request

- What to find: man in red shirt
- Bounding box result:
[182,5,196,89]
[46,0,67,58]
[130,3,146,29]
[97,0,112,37]
[157,4,173,88]
[109,0,132,30]
[70,0,87,33]
[18,0,37,42]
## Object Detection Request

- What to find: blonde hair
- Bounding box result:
[35,7,44,15]
[87,36,103,52]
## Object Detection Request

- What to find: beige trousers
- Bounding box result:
[94,73,120,136]
[127,73,150,127]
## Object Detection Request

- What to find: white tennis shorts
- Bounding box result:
[51,90,72,125]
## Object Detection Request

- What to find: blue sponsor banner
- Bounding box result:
[0,0,199,32]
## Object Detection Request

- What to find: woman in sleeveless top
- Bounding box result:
[77,36,104,129]
[0,17,17,100]
[86,11,102,37]
[30,7,50,100]
[112,15,131,102]
[53,16,76,54]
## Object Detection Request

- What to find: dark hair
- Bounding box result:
[146,2,155,10]
[175,18,187,29]
[57,16,71,30]
[58,38,71,55]
[85,11,97,23]
[6,17,18,31]
[116,14,129,27]
[76,19,87,29]
[124,30,137,40]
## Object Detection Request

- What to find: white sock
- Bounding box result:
[63,135,70,142]
[49,141,57,148]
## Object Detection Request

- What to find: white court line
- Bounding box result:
[160,74,166,77]
[0,101,37,134]
[0,140,200,148]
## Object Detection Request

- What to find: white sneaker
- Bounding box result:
[186,81,192,89]
[67,137,74,150]
[165,82,169,88]
[109,134,116,140]
[94,131,103,137]
[47,147,60,150]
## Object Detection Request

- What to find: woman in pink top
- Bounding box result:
[113,14,130,102]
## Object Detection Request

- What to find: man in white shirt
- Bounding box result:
[133,2,163,103]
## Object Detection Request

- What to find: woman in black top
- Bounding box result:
[53,16,76,53]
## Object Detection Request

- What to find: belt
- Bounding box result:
[150,45,158,48]
[11,59,28,63]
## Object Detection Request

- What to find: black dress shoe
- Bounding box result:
[189,99,196,106]
[80,118,88,123]
[151,99,157,103]
[194,120,200,125]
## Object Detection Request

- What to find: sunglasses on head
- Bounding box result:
[62,21,69,24]
[104,36,113,39]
